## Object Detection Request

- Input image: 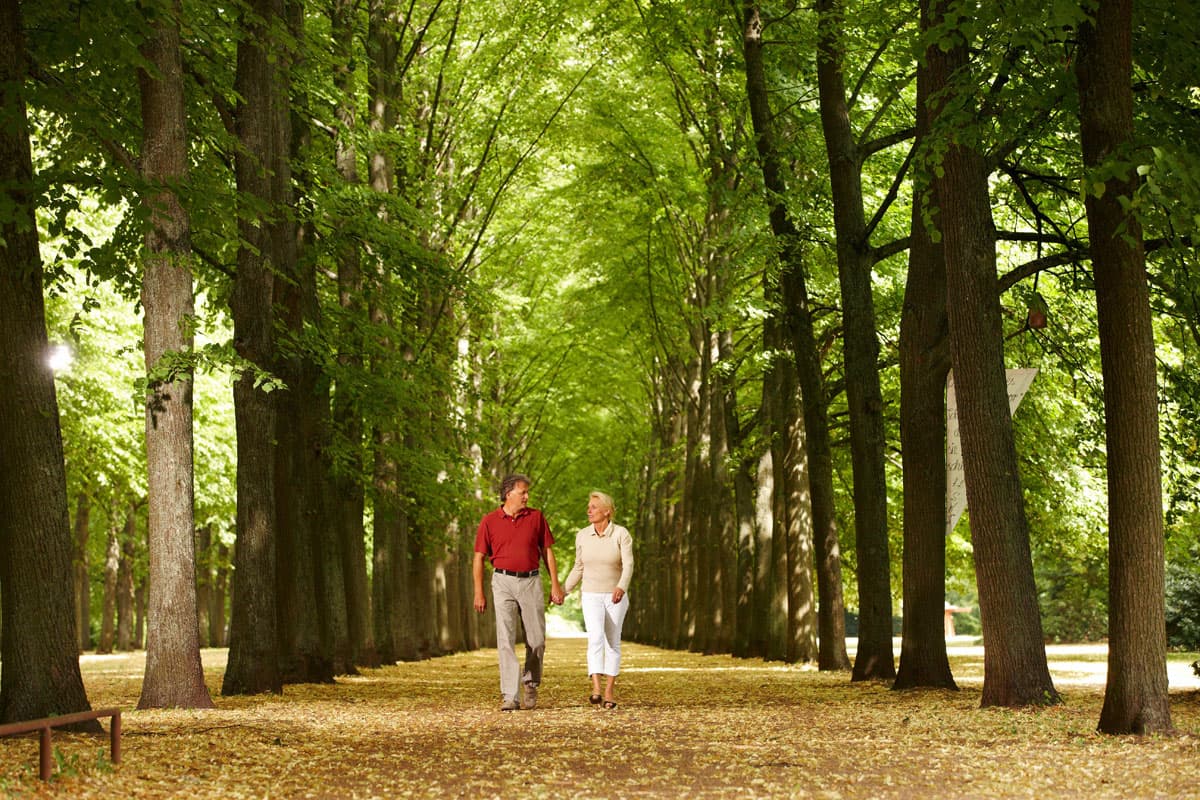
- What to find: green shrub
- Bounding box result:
[1165,561,1200,650]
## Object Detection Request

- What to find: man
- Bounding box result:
[474,473,565,711]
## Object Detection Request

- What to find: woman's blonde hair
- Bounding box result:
[589,491,615,518]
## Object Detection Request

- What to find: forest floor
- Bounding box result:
[1,635,1198,799]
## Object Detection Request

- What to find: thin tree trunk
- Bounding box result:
[894,0,956,691]
[196,525,212,647]
[73,492,92,652]
[927,0,1058,707]
[117,513,135,652]
[1077,0,1173,736]
[137,0,212,708]
[99,523,120,654]
[0,0,96,725]
[210,542,230,648]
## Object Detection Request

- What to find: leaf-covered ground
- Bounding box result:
[2,637,1198,798]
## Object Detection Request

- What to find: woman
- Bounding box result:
[563,491,634,709]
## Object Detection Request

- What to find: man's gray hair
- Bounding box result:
[500,473,532,504]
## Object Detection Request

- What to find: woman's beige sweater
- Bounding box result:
[563,523,634,593]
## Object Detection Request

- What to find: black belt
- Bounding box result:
[494,568,539,578]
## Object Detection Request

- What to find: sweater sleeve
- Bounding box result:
[563,532,585,593]
[617,527,634,592]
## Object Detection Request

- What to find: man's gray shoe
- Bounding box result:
[500,698,519,711]
[521,683,538,710]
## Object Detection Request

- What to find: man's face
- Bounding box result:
[507,482,530,509]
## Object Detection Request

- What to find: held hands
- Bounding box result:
[550,585,565,606]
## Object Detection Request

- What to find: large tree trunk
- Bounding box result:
[137,0,213,709]
[926,0,1058,707]
[73,492,92,652]
[1077,0,1173,736]
[894,0,956,692]
[271,0,334,687]
[815,0,894,682]
[222,0,283,696]
[742,1,849,670]
[0,0,96,726]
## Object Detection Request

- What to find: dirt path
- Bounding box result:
[2,639,1197,798]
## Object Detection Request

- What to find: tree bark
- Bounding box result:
[926,0,1059,707]
[815,0,894,682]
[99,521,120,654]
[222,0,283,696]
[137,0,213,709]
[73,492,92,652]
[1077,0,1173,736]
[330,0,379,670]
[0,0,96,726]
[210,541,230,648]
[742,0,849,670]
[117,514,135,652]
[894,0,956,691]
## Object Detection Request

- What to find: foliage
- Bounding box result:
[1166,559,1200,651]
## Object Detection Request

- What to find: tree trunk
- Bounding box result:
[815,0,894,682]
[117,514,135,652]
[222,0,283,696]
[927,0,1058,707]
[894,0,956,691]
[0,0,96,726]
[1076,0,1173,736]
[210,541,230,648]
[742,1,849,670]
[99,523,120,654]
[330,0,379,670]
[773,331,819,663]
[137,0,213,708]
[196,525,212,647]
[73,492,92,652]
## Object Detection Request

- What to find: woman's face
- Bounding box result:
[586,498,610,524]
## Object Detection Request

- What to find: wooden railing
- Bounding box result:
[0,708,121,780]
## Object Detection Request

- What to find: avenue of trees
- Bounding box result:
[2,0,1198,740]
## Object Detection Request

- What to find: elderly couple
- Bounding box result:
[472,473,633,712]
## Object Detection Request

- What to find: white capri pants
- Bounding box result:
[581,591,629,676]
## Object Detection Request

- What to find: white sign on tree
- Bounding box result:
[945,368,1038,536]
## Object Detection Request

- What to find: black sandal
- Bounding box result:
[589,694,602,705]
[602,700,617,710]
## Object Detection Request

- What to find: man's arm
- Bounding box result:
[473,552,487,613]
[545,548,564,605]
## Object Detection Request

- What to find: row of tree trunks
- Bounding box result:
[741,0,849,671]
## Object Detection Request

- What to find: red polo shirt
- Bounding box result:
[475,506,554,572]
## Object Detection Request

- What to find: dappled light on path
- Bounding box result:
[1,639,1197,798]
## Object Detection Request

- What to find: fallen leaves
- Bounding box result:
[0,641,1197,798]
